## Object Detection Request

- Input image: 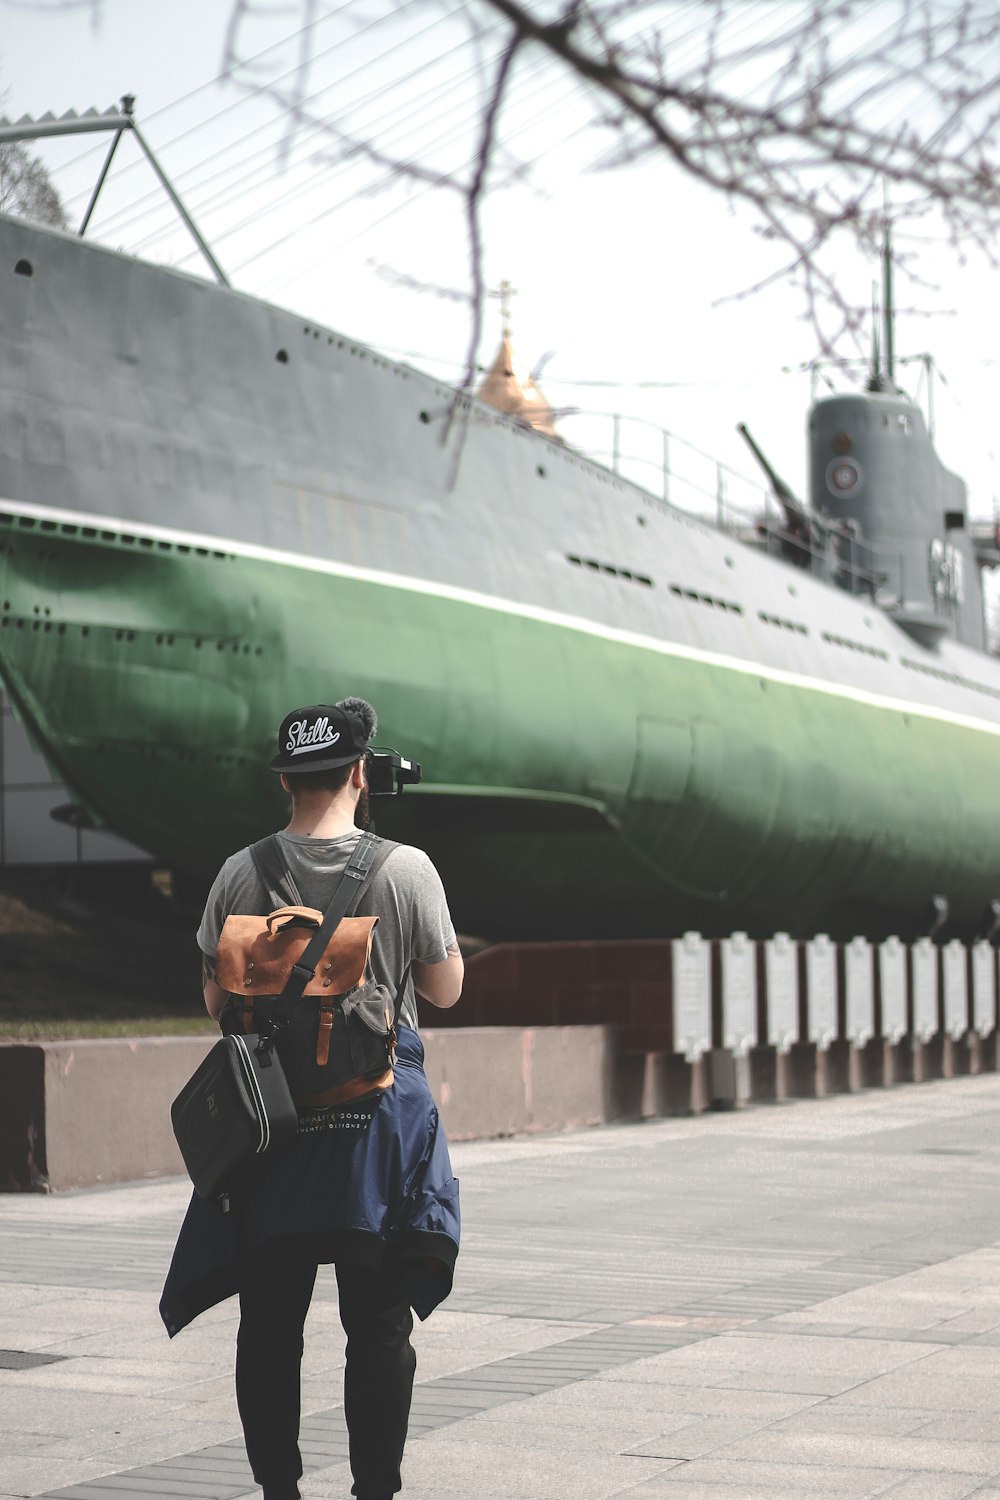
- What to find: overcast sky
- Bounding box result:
[2,0,999,543]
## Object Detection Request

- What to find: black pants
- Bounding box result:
[236,1251,416,1500]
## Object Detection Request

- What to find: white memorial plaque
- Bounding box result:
[911,937,937,1042]
[720,931,756,1055]
[671,931,711,1062]
[879,937,907,1043]
[764,932,797,1053]
[843,937,874,1046]
[941,940,968,1040]
[804,934,837,1050]
[971,941,996,1039]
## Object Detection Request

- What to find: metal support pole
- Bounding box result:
[716,464,725,528]
[612,414,621,475]
[132,122,230,287]
[662,430,669,504]
[78,129,124,237]
[883,214,895,386]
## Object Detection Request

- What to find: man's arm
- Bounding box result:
[412,939,464,1009]
[202,952,228,1022]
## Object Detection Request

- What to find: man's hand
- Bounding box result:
[412,941,463,1009]
[202,953,228,1021]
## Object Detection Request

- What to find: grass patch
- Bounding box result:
[1,1016,218,1040]
[0,876,210,1040]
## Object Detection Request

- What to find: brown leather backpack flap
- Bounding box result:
[216,912,379,998]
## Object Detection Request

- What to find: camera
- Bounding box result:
[365,748,422,797]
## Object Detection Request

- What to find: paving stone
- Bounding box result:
[770,1405,939,1437]
[378,1434,672,1498]
[0,1346,69,1368]
[416,1410,670,1454]
[623,1416,774,1459]
[835,1373,1000,1413]
[716,1430,1000,1475]
[580,1378,826,1417]
[0,1459,120,1495]
[635,1456,913,1494]
[716,1369,871,1395]
[916,1417,1000,1443]
[849,1326,974,1344]
[608,1487,863,1500]
[646,1330,941,1378]
[878,1478,991,1499]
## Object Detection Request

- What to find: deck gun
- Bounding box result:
[737,423,820,570]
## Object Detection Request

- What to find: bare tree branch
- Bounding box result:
[456,34,523,403]
[215,0,1000,363]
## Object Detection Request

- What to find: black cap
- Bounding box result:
[270,703,372,774]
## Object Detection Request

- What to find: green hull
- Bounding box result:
[2,508,999,940]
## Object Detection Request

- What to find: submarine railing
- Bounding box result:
[564,409,919,607]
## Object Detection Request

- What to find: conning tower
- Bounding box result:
[808,228,987,651]
[809,387,982,649]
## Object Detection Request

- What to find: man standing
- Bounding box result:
[161,697,463,1500]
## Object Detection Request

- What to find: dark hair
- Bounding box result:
[285,759,360,795]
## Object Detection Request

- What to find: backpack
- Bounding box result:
[215,832,404,1109]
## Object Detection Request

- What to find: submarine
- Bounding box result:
[1,104,999,942]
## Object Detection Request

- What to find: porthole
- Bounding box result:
[14,259,32,277]
[276,349,289,364]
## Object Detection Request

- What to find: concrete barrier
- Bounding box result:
[421,1025,618,1140]
[0,1025,620,1192]
[0,1035,213,1192]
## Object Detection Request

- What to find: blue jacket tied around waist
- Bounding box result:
[160,1027,460,1335]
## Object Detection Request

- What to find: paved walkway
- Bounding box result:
[5,1076,1000,1500]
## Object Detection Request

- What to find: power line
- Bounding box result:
[99,4,499,250]
[56,0,417,210]
[227,45,590,280]
[51,0,363,193]
[163,25,577,275]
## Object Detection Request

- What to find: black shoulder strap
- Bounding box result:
[340,838,409,1026]
[342,837,399,916]
[249,835,303,909]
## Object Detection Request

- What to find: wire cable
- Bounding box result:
[51,0,366,195]
[87,5,506,254]
[119,9,514,254]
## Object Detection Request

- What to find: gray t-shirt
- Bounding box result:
[197,831,457,1030]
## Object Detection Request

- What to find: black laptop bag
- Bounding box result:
[170,1030,298,1200]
